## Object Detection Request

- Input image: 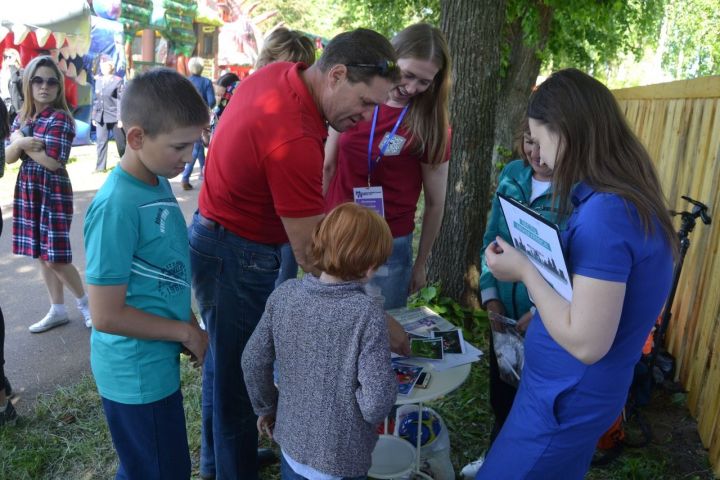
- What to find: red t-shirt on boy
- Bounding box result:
[325,103,450,237]
[199,62,327,244]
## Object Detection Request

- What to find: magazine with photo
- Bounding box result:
[497,193,573,301]
[387,306,457,335]
[393,362,424,395]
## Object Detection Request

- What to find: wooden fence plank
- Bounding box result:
[615,77,720,476]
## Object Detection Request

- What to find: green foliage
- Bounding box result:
[671,392,688,407]
[251,0,342,39]
[503,0,666,80]
[495,145,513,172]
[661,0,720,78]
[409,283,488,330]
[334,0,440,38]
[251,0,439,40]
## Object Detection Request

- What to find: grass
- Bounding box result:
[0,340,491,480]
[3,320,712,479]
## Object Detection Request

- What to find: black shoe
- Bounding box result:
[258,447,278,468]
[3,376,11,397]
[0,400,17,426]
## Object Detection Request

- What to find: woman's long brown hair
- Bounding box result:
[391,23,451,165]
[527,68,678,257]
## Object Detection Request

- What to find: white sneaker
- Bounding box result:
[29,311,69,333]
[460,456,485,479]
[79,306,92,328]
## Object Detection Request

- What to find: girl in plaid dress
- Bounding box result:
[5,56,91,333]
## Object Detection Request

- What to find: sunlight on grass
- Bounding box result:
[0,327,711,479]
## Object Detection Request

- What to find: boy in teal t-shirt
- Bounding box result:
[84,69,209,480]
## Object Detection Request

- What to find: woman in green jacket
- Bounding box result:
[480,118,556,442]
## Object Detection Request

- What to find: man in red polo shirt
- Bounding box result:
[188,29,400,480]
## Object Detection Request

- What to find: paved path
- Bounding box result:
[0,144,202,412]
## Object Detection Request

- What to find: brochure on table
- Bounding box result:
[388,306,483,371]
[393,362,424,395]
[497,193,573,302]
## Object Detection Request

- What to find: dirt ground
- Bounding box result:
[587,384,715,479]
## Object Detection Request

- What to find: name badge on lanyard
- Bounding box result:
[353,186,385,217]
[354,104,409,217]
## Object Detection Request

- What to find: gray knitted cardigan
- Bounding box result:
[242,274,397,477]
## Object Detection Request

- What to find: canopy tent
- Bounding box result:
[0,0,93,144]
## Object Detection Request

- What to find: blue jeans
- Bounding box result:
[189,212,281,480]
[182,141,205,182]
[368,233,413,309]
[280,454,367,480]
[275,242,299,287]
[101,389,190,480]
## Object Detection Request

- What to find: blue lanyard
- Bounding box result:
[367,103,410,186]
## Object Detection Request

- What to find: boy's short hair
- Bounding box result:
[121,68,209,137]
[310,203,393,281]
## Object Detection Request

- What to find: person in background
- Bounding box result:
[242,202,396,480]
[208,72,240,139]
[323,23,452,309]
[0,48,23,125]
[84,69,209,480]
[181,57,215,191]
[480,117,557,444]
[189,28,399,480]
[0,100,16,426]
[111,32,127,78]
[92,56,125,172]
[5,56,92,333]
[209,30,315,147]
[478,68,676,479]
[255,28,316,70]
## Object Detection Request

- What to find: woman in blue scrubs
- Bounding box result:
[478,68,677,479]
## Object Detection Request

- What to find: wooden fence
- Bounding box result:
[613,76,720,477]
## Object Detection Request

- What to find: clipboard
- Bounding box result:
[496,192,573,301]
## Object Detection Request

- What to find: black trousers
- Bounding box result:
[0,219,5,386]
[488,328,518,443]
[95,121,126,171]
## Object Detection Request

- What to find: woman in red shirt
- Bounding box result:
[323,23,451,309]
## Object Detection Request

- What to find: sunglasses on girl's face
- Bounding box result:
[31,76,60,87]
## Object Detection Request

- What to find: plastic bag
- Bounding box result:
[489,312,525,388]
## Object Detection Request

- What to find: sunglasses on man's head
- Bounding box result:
[345,59,398,77]
[31,76,60,87]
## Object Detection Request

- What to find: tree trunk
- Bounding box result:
[429,0,507,308]
[491,4,552,188]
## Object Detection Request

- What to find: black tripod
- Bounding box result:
[649,195,712,375]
